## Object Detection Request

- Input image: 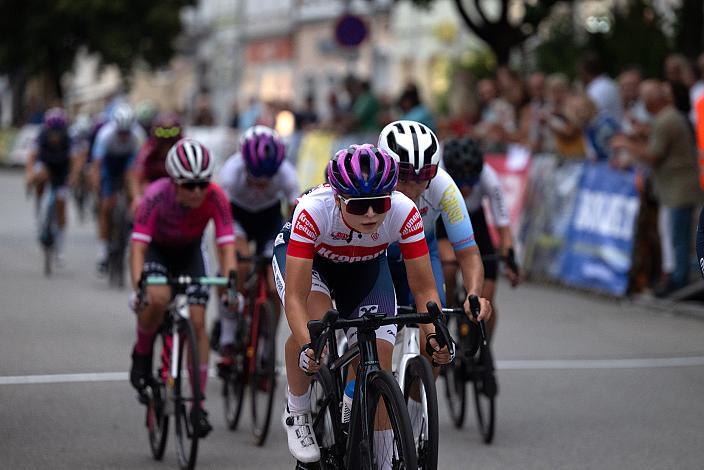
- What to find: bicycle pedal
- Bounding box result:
[136,390,150,405]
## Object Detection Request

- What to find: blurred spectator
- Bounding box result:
[542,74,584,158]
[618,65,651,136]
[398,83,435,131]
[229,101,240,129]
[526,72,551,152]
[691,53,704,112]
[578,51,623,124]
[339,76,380,134]
[192,93,215,126]
[612,80,703,296]
[568,92,620,162]
[239,97,261,130]
[474,77,515,151]
[294,95,319,131]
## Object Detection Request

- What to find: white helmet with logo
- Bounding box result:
[377,120,440,174]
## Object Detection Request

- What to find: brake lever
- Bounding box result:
[308,309,339,363]
[425,301,455,359]
[468,295,488,346]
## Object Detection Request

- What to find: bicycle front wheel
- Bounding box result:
[147,332,169,460]
[362,370,417,470]
[250,300,277,445]
[403,356,438,469]
[174,321,200,470]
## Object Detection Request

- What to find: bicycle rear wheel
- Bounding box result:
[403,356,438,470]
[250,300,277,445]
[309,367,344,469]
[174,320,200,470]
[362,370,417,470]
[223,347,246,430]
[472,347,496,444]
[147,332,169,460]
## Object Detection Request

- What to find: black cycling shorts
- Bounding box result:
[143,240,210,305]
[231,201,283,255]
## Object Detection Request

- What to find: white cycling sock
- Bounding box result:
[97,241,108,259]
[220,316,237,347]
[373,429,394,470]
[287,386,311,414]
[406,398,423,439]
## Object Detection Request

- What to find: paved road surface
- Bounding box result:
[1,170,703,469]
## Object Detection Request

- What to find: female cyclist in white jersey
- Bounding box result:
[273,144,482,464]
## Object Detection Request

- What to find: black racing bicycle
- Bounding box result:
[299,301,454,469]
[107,180,130,288]
[37,185,59,277]
[442,295,496,444]
[137,273,236,470]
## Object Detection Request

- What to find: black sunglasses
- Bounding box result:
[338,195,392,215]
[179,181,210,191]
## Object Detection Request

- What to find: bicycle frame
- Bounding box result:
[309,304,454,468]
[240,257,272,377]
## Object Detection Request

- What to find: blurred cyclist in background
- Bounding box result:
[135,100,159,134]
[91,103,146,272]
[129,138,238,437]
[441,137,520,338]
[128,112,183,211]
[215,125,299,367]
[25,107,82,264]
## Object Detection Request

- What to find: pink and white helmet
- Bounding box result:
[166,139,214,182]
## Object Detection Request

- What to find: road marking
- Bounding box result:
[2,356,704,385]
[497,356,704,370]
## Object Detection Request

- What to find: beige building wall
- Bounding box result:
[129,58,196,113]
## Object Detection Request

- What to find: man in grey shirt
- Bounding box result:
[612,80,702,295]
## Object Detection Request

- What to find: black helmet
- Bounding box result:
[442,138,484,184]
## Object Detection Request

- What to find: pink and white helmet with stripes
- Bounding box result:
[166,138,214,182]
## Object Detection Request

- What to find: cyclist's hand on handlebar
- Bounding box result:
[128,291,147,313]
[426,335,454,366]
[298,344,322,375]
[464,295,492,322]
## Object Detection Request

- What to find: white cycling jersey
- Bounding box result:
[415,167,476,250]
[218,153,300,211]
[286,185,428,263]
[92,121,145,161]
[463,164,510,226]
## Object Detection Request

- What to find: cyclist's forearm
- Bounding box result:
[284,295,310,347]
[130,242,147,290]
[456,246,484,297]
[216,243,237,278]
[497,226,513,255]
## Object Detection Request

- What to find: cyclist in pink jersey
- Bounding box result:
[129,139,238,437]
[273,145,490,464]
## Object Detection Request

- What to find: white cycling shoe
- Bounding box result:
[282,406,320,463]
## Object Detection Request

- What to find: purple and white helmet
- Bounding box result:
[166,139,214,182]
[44,107,68,130]
[240,125,286,177]
[327,144,398,197]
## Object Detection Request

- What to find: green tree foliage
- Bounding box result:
[0,0,194,122]
[673,0,704,59]
[536,1,670,79]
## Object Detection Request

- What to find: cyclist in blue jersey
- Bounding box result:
[91,103,146,272]
[378,120,491,322]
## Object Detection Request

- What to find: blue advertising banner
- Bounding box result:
[558,162,640,296]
